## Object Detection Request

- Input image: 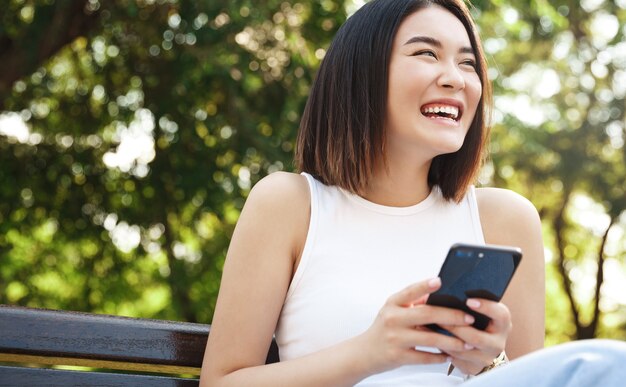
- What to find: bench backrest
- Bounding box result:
[0,305,279,386]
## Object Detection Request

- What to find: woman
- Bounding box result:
[200,0,622,386]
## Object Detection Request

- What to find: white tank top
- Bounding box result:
[275,173,486,386]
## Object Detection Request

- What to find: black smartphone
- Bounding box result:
[426,243,522,334]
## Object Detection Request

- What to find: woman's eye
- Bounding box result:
[461,59,477,69]
[413,50,437,58]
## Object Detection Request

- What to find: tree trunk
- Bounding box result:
[553,187,582,335]
[0,0,98,107]
[576,217,614,339]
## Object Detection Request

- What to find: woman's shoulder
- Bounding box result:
[236,171,311,260]
[474,187,537,214]
[474,187,542,245]
[247,171,309,206]
[243,171,311,228]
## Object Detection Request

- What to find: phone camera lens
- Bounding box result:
[455,249,473,258]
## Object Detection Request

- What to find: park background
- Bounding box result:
[0,0,625,346]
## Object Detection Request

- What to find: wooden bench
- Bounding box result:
[0,305,279,386]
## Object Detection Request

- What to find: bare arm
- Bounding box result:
[200,172,374,386]
[476,187,546,359]
[201,171,355,386]
[200,172,477,386]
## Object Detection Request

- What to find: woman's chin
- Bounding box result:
[432,140,466,156]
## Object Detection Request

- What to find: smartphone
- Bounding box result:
[426,243,522,334]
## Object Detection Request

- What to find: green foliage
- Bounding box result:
[0,0,344,322]
[1,0,625,344]
[478,0,626,340]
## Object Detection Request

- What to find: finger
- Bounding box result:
[409,294,429,307]
[389,278,441,306]
[443,325,490,347]
[405,304,475,328]
[466,299,512,334]
[400,328,468,354]
[404,349,449,365]
[442,325,503,359]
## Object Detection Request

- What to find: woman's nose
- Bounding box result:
[437,62,466,90]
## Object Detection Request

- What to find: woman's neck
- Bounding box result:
[361,156,432,207]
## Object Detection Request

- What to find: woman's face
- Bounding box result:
[385,5,482,162]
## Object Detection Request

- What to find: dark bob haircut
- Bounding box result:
[295,0,492,202]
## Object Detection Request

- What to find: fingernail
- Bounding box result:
[464,314,475,324]
[464,343,474,350]
[428,277,441,288]
[467,299,481,308]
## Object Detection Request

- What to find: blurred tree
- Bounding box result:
[476,0,626,341]
[0,0,345,322]
[0,0,98,106]
[1,0,625,345]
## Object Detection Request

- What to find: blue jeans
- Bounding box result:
[464,339,626,386]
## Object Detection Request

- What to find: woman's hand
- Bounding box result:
[357,278,477,374]
[440,298,513,376]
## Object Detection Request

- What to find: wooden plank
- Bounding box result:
[0,365,199,387]
[0,305,208,367]
[0,305,280,367]
[0,353,200,376]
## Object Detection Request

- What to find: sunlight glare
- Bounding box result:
[601,258,626,309]
[581,0,606,12]
[109,221,141,253]
[590,13,619,48]
[0,112,30,143]
[102,108,155,177]
[345,0,366,16]
[507,64,561,99]
[569,194,611,237]
[495,94,546,126]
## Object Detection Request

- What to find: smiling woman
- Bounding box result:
[384,6,484,189]
[198,1,626,386]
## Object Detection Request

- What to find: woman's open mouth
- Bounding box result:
[420,105,461,122]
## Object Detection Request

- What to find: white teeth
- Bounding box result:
[421,105,459,120]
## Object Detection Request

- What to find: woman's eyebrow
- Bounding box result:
[403,35,475,55]
[404,35,442,47]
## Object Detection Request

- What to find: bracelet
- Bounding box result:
[464,351,509,380]
[478,351,509,374]
[447,351,509,378]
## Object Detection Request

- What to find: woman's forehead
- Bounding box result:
[394,5,472,50]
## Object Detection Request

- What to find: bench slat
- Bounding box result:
[0,353,200,376]
[0,305,280,370]
[0,305,208,368]
[0,365,199,387]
